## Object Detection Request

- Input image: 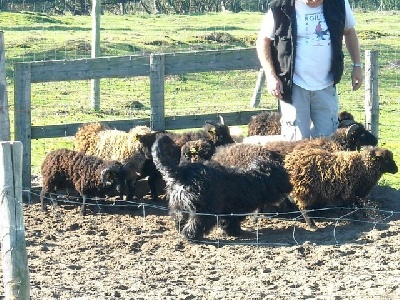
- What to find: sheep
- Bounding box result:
[211,143,284,169]
[138,120,236,199]
[247,111,281,136]
[166,120,235,147]
[74,120,235,202]
[74,122,110,155]
[152,135,293,241]
[40,148,127,215]
[284,146,398,228]
[212,124,370,170]
[211,128,377,220]
[245,110,377,150]
[338,110,358,128]
[179,138,216,164]
[74,122,159,202]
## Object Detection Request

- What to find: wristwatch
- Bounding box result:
[352,63,362,68]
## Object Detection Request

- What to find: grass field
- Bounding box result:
[0,10,399,188]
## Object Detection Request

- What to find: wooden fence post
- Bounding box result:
[364,50,379,139]
[0,141,30,300]
[149,54,165,131]
[91,0,101,111]
[0,31,11,141]
[250,68,265,108]
[13,63,32,203]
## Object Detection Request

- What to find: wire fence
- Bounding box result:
[1,187,400,299]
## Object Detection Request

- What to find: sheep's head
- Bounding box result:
[204,120,235,146]
[100,163,126,197]
[180,139,216,164]
[366,147,398,174]
[345,124,378,151]
[338,111,356,128]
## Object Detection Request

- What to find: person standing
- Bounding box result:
[256,0,363,141]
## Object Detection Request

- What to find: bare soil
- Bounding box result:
[1,183,400,299]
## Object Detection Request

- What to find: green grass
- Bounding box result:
[1,10,399,189]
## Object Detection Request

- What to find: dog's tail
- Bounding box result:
[151,135,181,181]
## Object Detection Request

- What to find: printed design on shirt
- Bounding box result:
[304,12,330,46]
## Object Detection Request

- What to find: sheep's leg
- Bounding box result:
[222,217,243,237]
[40,190,58,211]
[80,195,87,215]
[288,195,317,229]
[148,174,161,201]
[299,209,317,229]
[40,190,48,211]
[126,178,136,202]
[182,214,204,241]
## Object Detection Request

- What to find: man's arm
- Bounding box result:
[344,27,363,91]
[256,36,283,99]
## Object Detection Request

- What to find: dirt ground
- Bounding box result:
[1,181,400,299]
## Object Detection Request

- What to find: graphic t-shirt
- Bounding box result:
[258,0,356,91]
[294,0,332,90]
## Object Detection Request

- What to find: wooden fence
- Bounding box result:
[14,48,264,195]
[13,48,379,198]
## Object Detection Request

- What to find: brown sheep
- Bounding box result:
[247,111,281,136]
[74,123,158,202]
[40,149,127,215]
[211,143,284,169]
[284,146,398,228]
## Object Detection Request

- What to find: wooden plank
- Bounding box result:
[0,31,11,141]
[26,55,150,82]
[30,111,264,139]
[13,63,32,197]
[31,118,151,139]
[0,141,30,300]
[25,48,260,83]
[164,48,260,75]
[164,111,261,130]
[150,54,165,131]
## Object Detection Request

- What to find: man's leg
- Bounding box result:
[310,85,339,137]
[280,84,311,141]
